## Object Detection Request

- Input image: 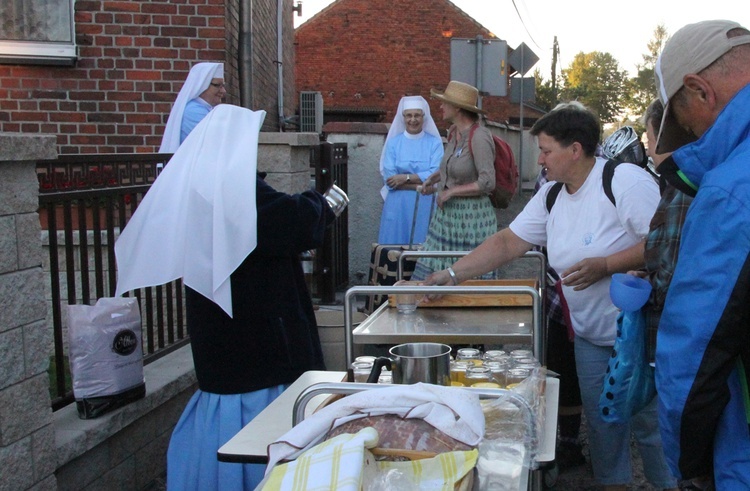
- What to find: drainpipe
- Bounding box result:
[276,0,285,131]
[240,0,254,109]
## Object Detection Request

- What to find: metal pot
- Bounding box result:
[366,342,451,386]
[324,184,349,217]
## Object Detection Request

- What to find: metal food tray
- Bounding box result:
[344,284,542,367]
[353,301,534,343]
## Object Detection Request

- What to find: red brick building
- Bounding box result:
[294,0,543,131]
[0,0,298,154]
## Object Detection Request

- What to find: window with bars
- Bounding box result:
[0,0,76,65]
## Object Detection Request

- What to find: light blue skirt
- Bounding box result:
[166,385,286,491]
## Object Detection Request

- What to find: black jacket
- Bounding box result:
[186,178,335,394]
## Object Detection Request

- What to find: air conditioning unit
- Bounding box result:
[300,91,324,134]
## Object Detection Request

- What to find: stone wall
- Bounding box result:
[0,133,58,490]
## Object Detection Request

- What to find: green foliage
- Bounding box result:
[624,24,669,119]
[533,68,558,111]
[560,51,627,123]
[532,24,669,126]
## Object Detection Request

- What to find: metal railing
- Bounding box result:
[310,141,349,303]
[38,143,350,409]
[38,153,188,410]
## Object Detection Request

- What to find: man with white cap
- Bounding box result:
[159,62,226,153]
[653,20,750,489]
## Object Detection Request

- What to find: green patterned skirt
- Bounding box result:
[412,195,498,280]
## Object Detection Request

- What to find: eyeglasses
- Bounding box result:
[210,82,226,89]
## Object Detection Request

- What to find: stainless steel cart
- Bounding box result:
[344,251,547,367]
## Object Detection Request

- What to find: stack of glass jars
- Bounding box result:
[449,348,540,388]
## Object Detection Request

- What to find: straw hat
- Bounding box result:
[430,81,485,114]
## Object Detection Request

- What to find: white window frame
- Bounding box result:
[0,0,76,65]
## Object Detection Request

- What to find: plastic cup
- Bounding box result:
[395,280,420,313]
[610,273,652,311]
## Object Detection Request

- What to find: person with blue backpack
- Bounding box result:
[424,102,676,490]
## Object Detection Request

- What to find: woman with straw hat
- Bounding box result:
[412,81,498,280]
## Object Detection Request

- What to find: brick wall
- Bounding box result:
[0,0,297,155]
[295,0,515,131]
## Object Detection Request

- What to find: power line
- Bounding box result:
[510,0,541,50]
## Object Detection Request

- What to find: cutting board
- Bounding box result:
[388,279,538,308]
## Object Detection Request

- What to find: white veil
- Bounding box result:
[379,95,440,200]
[116,105,264,317]
[159,62,224,153]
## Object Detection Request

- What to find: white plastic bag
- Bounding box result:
[67,297,145,418]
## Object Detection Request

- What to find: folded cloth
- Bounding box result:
[265,383,484,474]
[261,427,379,491]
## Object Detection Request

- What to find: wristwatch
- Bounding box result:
[406,174,411,183]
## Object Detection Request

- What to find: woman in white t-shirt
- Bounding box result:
[423,102,676,490]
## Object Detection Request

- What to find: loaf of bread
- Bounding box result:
[325,414,472,459]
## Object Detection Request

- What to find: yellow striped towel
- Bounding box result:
[261,427,379,491]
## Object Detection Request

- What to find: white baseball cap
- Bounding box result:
[654,20,750,153]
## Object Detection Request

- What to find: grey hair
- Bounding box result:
[552,100,588,112]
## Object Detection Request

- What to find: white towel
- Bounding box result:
[265,383,484,475]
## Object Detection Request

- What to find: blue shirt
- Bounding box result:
[180,98,212,143]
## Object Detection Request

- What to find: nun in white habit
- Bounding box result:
[116,104,334,490]
[377,95,443,244]
[159,62,226,153]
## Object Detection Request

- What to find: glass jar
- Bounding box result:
[512,356,540,368]
[465,365,492,385]
[471,381,501,388]
[506,367,531,388]
[351,361,373,383]
[510,349,534,360]
[515,363,539,374]
[484,350,508,361]
[377,370,393,384]
[456,348,483,366]
[450,360,472,386]
[484,360,508,388]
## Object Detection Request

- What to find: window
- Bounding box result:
[0,0,76,65]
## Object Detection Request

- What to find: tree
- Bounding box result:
[533,68,558,112]
[624,24,669,121]
[560,51,627,123]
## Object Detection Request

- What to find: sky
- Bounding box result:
[294,0,750,79]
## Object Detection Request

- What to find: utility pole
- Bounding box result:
[551,36,559,103]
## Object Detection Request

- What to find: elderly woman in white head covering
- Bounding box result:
[377,95,443,244]
[159,62,226,153]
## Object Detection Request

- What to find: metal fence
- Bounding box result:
[38,153,185,410]
[310,142,349,303]
[38,144,349,410]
